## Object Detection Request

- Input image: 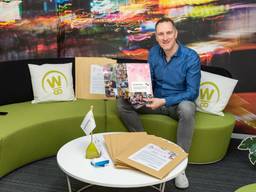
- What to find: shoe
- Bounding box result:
[175,171,189,189]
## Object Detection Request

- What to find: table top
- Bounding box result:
[57,132,188,188]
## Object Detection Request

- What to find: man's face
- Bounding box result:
[155,21,178,52]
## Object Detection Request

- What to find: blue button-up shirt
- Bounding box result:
[148,43,201,107]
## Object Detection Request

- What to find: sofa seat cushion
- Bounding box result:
[0,99,105,176]
[0,99,105,136]
[105,100,178,141]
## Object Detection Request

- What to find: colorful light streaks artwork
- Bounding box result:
[226,93,256,135]
[0,0,255,135]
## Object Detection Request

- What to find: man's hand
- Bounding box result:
[145,98,166,110]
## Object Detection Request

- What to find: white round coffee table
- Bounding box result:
[57,133,188,192]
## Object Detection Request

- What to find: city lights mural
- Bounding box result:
[0,0,256,135]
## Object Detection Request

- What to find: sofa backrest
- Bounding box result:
[201,65,232,78]
[0,58,75,106]
[0,57,232,106]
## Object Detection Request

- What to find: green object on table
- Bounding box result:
[85,106,100,159]
[86,141,100,159]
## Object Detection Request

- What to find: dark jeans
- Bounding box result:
[116,97,196,152]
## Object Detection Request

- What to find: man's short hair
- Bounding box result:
[155,17,176,30]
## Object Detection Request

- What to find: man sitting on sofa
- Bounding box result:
[117,17,201,189]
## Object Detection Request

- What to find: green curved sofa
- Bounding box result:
[0,99,235,177]
[0,99,105,177]
[235,184,256,192]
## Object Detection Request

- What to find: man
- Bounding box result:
[117,17,201,189]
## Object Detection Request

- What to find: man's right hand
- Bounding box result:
[145,98,166,110]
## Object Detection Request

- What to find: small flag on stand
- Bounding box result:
[80,106,100,159]
[81,106,96,136]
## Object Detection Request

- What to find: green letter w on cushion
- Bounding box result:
[41,70,68,95]
[199,81,220,109]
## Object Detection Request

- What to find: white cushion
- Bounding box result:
[195,71,238,116]
[28,63,75,104]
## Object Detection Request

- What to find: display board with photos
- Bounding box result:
[75,57,117,100]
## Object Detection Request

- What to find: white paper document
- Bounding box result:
[90,65,105,94]
[128,144,177,171]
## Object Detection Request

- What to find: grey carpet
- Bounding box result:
[0,139,255,192]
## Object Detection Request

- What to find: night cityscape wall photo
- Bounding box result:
[0,0,256,135]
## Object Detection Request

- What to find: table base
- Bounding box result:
[66,175,166,192]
